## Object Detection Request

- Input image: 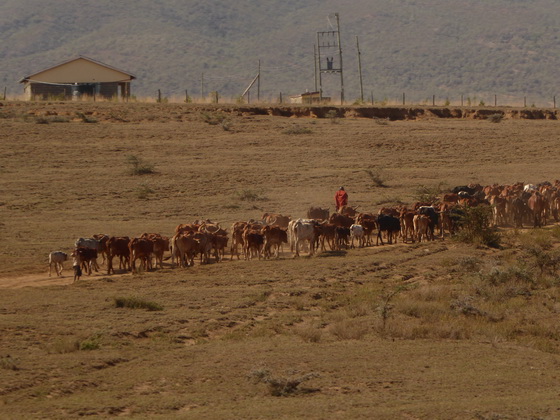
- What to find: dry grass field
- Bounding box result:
[1,101,560,419]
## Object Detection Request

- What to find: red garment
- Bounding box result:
[335,190,348,210]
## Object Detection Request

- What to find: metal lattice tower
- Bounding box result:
[316,13,344,104]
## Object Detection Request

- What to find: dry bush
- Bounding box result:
[487,113,504,123]
[365,168,387,188]
[249,367,320,396]
[126,155,155,175]
[328,318,369,340]
[0,355,19,371]
[293,323,323,343]
[282,124,312,135]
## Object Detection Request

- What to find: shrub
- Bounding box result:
[372,116,389,125]
[328,319,369,340]
[414,182,448,203]
[126,155,155,175]
[488,113,504,123]
[201,111,227,125]
[249,367,319,396]
[454,205,501,248]
[113,296,163,311]
[136,184,154,200]
[365,168,387,188]
[325,109,339,124]
[0,355,19,371]
[76,112,97,123]
[282,124,312,135]
[234,189,268,202]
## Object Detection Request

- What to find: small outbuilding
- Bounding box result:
[289,91,330,104]
[19,56,135,101]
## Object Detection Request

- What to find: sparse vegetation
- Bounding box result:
[76,112,98,123]
[136,183,154,200]
[325,109,339,124]
[365,168,387,188]
[282,124,312,135]
[0,355,19,371]
[113,296,164,311]
[126,155,155,175]
[488,113,504,123]
[249,367,319,396]
[234,189,268,202]
[414,182,449,203]
[454,205,501,248]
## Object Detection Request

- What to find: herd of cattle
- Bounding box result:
[48,181,560,280]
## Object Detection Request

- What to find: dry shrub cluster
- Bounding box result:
[249,367,320,396]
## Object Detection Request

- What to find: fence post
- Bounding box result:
[432,95,435,106]
[494,95,497,107]
[3,86,7,100]
[461,94,464,107]
[554,96,556,109]
[402,92,405,106]
[524,97,526,108]
[371,91,374,106]
[157,89,161,103]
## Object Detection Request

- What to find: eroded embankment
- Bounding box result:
[1,101,558,122]
[260,106,559,120]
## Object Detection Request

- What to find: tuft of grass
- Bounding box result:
[113,296,164,311]
[365,167,387,188]
[325,109,339,124]
[282,124,312,135]
[201,111,227,125]
[234,189,268,202]
[0,355,19,371]
[487,113,504,123]
[136,183,154,200]
[328,319,369,340]
[249,367,320,396]
[76,112,98,123]
[126,155,155,175]
[372,116,389,125]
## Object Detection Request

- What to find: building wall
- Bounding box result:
[26,82,122,100]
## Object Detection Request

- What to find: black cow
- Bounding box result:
[376,215,400,245]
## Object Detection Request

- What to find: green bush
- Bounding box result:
[454,205,501,248]
[114,296,163,311]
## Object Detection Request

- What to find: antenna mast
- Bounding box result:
[316,13,344,105]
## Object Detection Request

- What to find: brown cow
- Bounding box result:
[329,213,354,228]
[307,206,330,221]
[107,236,131,274]
[262,225,288,259]
[129,238,153,273]
[528,191,546,227]
[173,232,197,267]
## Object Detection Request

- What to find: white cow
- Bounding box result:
[292,219,316,257]
[49,251,68,277]
[350,224,365,248]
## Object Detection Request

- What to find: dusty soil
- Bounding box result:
[1,101,560,419]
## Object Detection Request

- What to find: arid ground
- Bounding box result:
[1,101,560,419]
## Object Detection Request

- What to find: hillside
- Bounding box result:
[1,0,559,104]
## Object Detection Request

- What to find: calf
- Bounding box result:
[350,224,365,248]
[48,251,68,277]
[262,225,288,259]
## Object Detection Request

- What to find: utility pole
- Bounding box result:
[356,36,364,102]
[314,45,318,92]
[257,60,261,102]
